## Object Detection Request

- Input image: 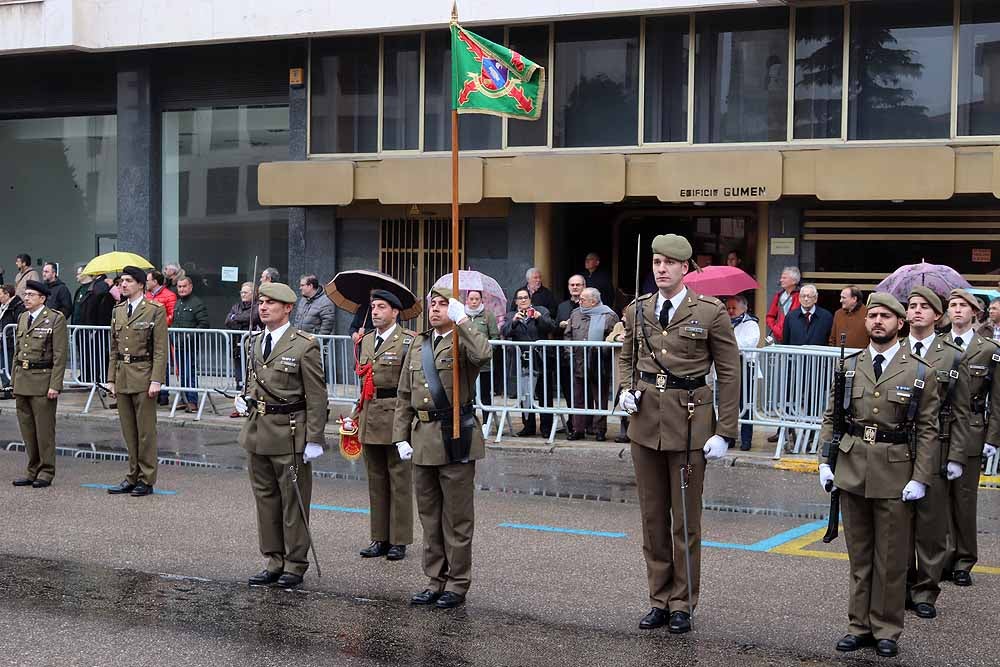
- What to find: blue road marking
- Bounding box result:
[81,483,177,496]
[310,504,370,514]
[498,522,626,538]
[704,520,827,553]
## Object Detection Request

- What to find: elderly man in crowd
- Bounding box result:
[294,275,336,336]
[261,267,280,284]
[783,284,833,347]
[163,263,186,293]
[727,295,760,450]
[977,297,1000,341]
[510,267,558,315]
[564,288,618,442]
[556,275,586,434]
[830,285,868,349]
[765,266,800,344]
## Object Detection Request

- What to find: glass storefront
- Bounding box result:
[644,15,689,143]
[310,37,379,154]
[794,6,844,139]
[507,25,551,147]
[958,0,1000,136]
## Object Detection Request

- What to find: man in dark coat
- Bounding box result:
[41,263,73,321]
[782,284,833,346]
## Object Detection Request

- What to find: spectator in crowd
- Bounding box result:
[172,276,210,413]
[501,288,555,437]
[72,264,93,325]
[765,266,800,344]
[0,284,26,395]
[727,295,761,451]
[726,250,744,268]
[163,262,187,293]
[13,254,40,299]
[225,281,260,416]
[583,253,615,308]
[293,275,336,335]
[41,262,73,320]
[261,267,279,284]
[555,275,586,434]
[829,285,868,349]
[605,318,629,443]
[146,270,176,406]
[509,267,558,315]
[564,288,618,442]
[465,290,499,417]
[782,284,833,346]
[978,297,1000,341]
[78,274,116,387]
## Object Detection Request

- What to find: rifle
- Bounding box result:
[822,333,848,544]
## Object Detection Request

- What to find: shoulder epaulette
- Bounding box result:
[697,294,723,307]
[147,299,164,308]
[913,353,934,368]
[941,339,963,352]
[297,330,315,341]
[844,349,863,361]
[113,301,127,308]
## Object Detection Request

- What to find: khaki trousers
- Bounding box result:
[248,452,313,576]
[15,394,57,482]
[117,391,158,485]
[413,461,476,595]
[946,458,980,573]
[841,491,912,642]
[363,444,414,545]
[907,473,950,605]
[630,444,705,613]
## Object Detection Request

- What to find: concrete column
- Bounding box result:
[287,41,309,283]
[116,55,160,263]
[532,203,552,286]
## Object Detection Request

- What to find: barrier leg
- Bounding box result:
[773,428,785,460]
[82,384,98,414]
[169,392,181,418]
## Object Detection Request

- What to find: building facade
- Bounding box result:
[3,0,999,328]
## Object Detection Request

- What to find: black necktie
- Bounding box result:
[873,353,885,380]
[28,313,35,328]
[954,336,964,349]
[913,341,923,358]
[127,303,133,318]
[374,336,384,353]
[433,335,442,350]
[263,333,272,360]
[659,301,672,329]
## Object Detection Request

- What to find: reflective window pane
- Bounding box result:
[794,6,844,139]
[644,15,689,144]
[554,18,639,148]
[958,0,1000,136]
[424,29,503,152]
[694,9,789,143]
[507,25,550,147]
[848,1,953,140]
[310,36,379,153]
[382,34,421,150]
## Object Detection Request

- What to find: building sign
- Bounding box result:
[221,266,240,282]
[658,151,782,203]
[972,248,992,263]
[770,238,795,256]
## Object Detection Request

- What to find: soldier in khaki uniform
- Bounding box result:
[353,289,416,561]
[235,282,328,589]
[818,292,939,658]
[616,234,740,634]
[106,266,168,497]
[943,288,1000,587]
[902,286,967,619]
[392,286,492,609]
[11,280,68,488]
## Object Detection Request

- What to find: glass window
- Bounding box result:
[554,18,639,147]
[507,25,550,147]
[424,29,503,151]
[310,36,379,153]
[382,34,421,150]
[694,9,789,143]
[644,15,689,143]
[958,1,1000,136]
[794,6,844,139]
[0,115,117,280]
[848,1,953,140]
[162,106,290,326]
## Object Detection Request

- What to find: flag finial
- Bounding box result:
[451,1,458,23]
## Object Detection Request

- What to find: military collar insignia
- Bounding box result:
[403,336,413,344]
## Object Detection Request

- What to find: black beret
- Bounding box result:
[370,289,402,310]
[24,280,49,297]
[122,265,149,284]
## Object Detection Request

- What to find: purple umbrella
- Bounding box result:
[875,262,972,302]
[431,270,507,324]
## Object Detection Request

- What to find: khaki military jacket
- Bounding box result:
[107,299,168,393]
[616,289,740,451]
[901,337,968,465]
[239,327,328,456]
[819,347,939,498]
[11,307,68,395]
[352,325,417,445]
[392,320,492,466]
[948,332,1000,459]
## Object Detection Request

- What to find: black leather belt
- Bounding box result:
[846,422,909,444]
[117,353,150,363]
[417,404,474,423]
[245,397,307,415]
[19,360,52,370]
[375,388,398,399]
[638,370,706,391]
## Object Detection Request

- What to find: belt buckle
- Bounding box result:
[256,402,267,416]
[21,360,29,369]
[655,373,667,390]
[417,410,430,422]
[863,425,877,444]
[123,353,131,363]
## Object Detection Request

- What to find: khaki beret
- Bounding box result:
[947,288,982,311]
[651,234,693,262]
[866,292,906,318]
[259,281,297,304]
[429,286,453,301]
[907,286,942,315]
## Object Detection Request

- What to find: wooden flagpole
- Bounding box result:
[450,2,461,438]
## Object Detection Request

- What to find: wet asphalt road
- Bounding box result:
[0,417,997,666]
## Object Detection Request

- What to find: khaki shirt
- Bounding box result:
[107,299,168,393]
[902,337,968,464]
[617,290,740,450]
[11,307,68,395]
[949,332,1000,459]
[392,320,492,466]
[353,326,417,445]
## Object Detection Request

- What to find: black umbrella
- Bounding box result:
[325,269,422,321]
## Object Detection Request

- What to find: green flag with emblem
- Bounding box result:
[450,23,545,120]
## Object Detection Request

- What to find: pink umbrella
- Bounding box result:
[682,266,758,297]
[431,270,507,324]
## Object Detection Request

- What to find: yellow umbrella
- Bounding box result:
[82,251,154,276]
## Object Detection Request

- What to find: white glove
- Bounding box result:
[234,395,248,415]
[396,441,413,461]
[946,461,964,481]
[984,443,997,458]
[902,480,927,502]
[703,435,728,460]
[447,298,467,324]
[303,442,324,462]
[618,390,639,415]
[819,463,836,493]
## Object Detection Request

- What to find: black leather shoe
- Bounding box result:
[515,427,536,437]
[248,569,282,586]
[595,432,607,442]
[275,573,303,589]
[876,639,898,657]
[836,634,875,652]
[435,591,466,609]
[638,608,668,629]
[31,479,51,488]
[360,541,389,558]
[107,480,135,495]
[130,482,153,497]
[615,433,630,444]
[740,442,752,451]
[12,478,34,487]
[912,602,936,618]
[953,570,972,586]
[767,433,779,443]
[386,544,406,561]
[566,431,584,441]
[668,610,691,634]
[411,589,441,605]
